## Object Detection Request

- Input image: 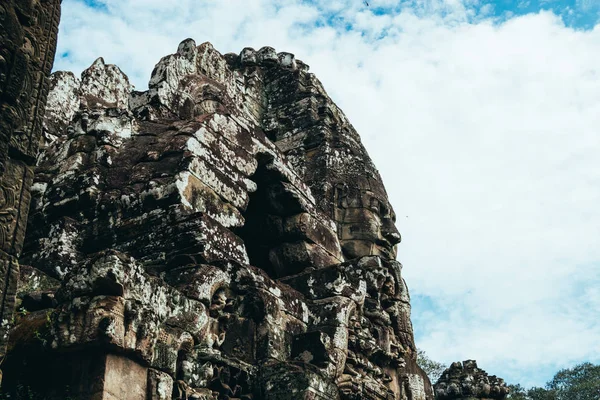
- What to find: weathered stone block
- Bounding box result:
[179,173,245,228]
[265,182,313,216]
[220,317,256,364]
[280,263,366,302]
[240,47,258,66]
[100,354,148,400]
[147,368,174,400]
[166,264,230,304]
[292,331,331,367]
[260,363,340,400]
[80,57,132,109]
[269,241,340,278]
[283,212,343,259]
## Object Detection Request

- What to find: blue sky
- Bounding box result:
[57,0,600,390]
[355,0,600,29]
[77,0,600,33]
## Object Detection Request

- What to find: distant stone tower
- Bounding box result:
[2,38,433,400]
[434,360,509,400]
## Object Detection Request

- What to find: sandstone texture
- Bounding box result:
[0,0,62,383]
[3,39,435,399]
[434,361,509,400]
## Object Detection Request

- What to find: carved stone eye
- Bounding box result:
[380,204,390,219]
[369,197,380,213]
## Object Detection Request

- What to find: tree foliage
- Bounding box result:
[547,362,600,400]
[417,349,447,384]
[507,383,528,399]
[507,362,600,400]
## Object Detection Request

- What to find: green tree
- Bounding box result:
[507,383,528,399]
[508,362,600,400]
[527,387,557,400]
[417,349,447,383]
[546,362,600,400]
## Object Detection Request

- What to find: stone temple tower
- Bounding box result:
[1,33,434,400]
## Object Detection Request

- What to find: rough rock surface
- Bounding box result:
[0,0,62,383]
[3,39,434,400]
[434,361,509,400]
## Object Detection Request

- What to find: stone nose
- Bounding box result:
[381,219,401,246]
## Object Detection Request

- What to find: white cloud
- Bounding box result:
[54,0,600,388]
[578,0,600,12]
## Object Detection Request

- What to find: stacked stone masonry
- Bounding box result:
[434,361,509,400]
[2,39,435,400]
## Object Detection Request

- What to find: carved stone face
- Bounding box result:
[177,77,229,120]
[335,184,401,260]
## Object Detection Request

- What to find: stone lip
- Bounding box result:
[434,360,509,400]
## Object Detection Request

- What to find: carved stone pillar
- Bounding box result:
[0,0,61,383]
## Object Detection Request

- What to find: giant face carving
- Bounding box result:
[177,77,230,120]
[335,178,401,260]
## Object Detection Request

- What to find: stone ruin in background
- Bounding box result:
[434,361,509,400]
[2,38,436,400]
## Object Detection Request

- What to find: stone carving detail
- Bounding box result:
[3,38,434,400]
[434,360,509,400]
[0,0,61,383]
